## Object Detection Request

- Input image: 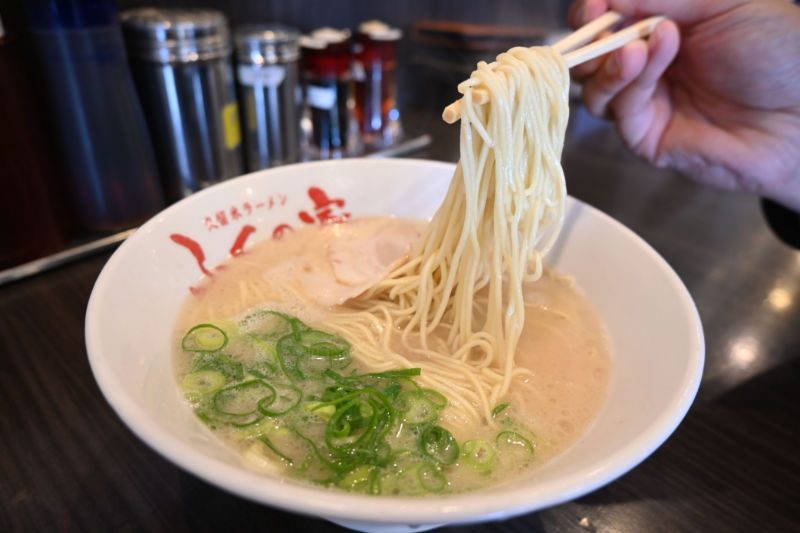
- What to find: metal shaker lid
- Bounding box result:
[121,8,231,63]
[234,24,300,65]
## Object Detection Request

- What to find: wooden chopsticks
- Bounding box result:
[441,12,665,124]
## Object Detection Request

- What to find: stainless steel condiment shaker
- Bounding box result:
[121,8,243,202]
[234,25,301,171]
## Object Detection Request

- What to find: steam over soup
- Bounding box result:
[174,218,610,495]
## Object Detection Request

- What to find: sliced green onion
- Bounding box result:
[300,355,338,376]
[247,337,279,367]
[496,430,534,455]
[383,469,424,496]
[182,324,228,352]
[178,308,548,496]
[365,368,422,379]
[420,388,448,409]
[277,333,351,380]
[258,383,302,416]
[233,416,277,439]
[297,330,350,357]
[247,364,277,380]
[417,462,447,492]
[289,429,345,472]
[325,368,422,384]
[368,467,382,495]
[181,369,226,394]
[275,335,305,380]
[194,408,218,428]
[374,441,392,466]
[462,439,497,473]
[258,435,294,465]
[191,352,244,380]
[327,397,372,447]
[491,403,510,418]
[419,425,459,465]
[229,412,266,427]
[380,452,429,495]
[397,391,437,425]
[303,401,336,420]
[338,464,375,492]
[239,310,297,340]
[383,382,403,401]
[213,380,275,416]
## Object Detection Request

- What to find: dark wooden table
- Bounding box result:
[2,106,799,532]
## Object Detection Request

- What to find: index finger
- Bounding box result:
[568,0,610,29]
[608,0,746,24]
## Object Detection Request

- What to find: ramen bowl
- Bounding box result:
[86,158,704,531]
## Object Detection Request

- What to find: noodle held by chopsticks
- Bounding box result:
[329,46,570,425]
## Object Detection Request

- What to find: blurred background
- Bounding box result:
[0,0,575,276]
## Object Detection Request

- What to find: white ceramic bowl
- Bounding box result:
[86,159,704,532]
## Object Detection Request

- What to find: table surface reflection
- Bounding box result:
[1,106,798,533]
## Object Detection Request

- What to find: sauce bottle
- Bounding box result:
[353,20,403,149]
[300,27,353,160]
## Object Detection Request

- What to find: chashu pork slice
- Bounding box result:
[273,218,423,308]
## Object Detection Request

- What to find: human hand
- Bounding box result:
[569,0,800,210]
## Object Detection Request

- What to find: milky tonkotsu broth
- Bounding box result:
[174,217,611,492]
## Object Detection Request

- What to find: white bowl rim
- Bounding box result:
[86,158,704,526]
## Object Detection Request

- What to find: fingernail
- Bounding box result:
[606,53,620,76]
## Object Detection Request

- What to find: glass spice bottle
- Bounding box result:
[300,27,353,159]
[353,20,402,149]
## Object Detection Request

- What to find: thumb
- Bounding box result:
[607,0,746,24]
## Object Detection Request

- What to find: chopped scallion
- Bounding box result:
[182,324,228,352]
